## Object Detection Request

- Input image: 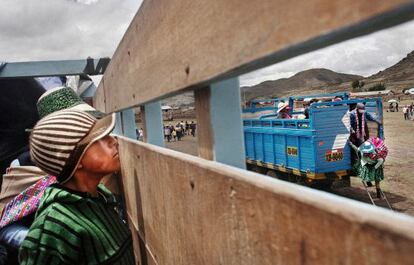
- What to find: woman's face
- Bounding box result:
[280,108,289,113]
[80,135,120,175]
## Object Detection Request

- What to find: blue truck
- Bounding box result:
[242,92,384,188]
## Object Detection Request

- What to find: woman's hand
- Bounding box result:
[374,158,384,169]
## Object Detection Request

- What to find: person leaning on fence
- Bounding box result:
[19,109,135,264]
[0,86,120,263]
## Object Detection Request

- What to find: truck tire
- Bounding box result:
[247,164,266,174]
[313,180,333,191]
[266,170,281,179]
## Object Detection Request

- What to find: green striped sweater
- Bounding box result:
[19,184,135,265]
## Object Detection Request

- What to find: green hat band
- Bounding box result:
[37,87,83,119]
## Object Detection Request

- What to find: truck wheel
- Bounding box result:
[247,164,267,174]
[266,170,281,179]
[313,180,333,191]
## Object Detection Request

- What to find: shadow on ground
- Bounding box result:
[331,186,410,212]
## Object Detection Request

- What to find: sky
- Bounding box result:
[240,20,414,87]
[0,0,142,62]
[0,0,413,87]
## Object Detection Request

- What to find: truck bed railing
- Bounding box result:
[244,118,311,129]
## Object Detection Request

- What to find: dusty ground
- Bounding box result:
[163,107,414,216]
[165,133,198,156]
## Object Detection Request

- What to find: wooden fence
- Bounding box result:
[94,0,414,264]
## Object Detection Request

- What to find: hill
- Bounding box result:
[163,50,414,107]
[241,68,362,100]
[363,51,414,92]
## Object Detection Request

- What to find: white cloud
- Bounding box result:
[240,20,414,87]
[0,0,142,62]
[1,1,413,89]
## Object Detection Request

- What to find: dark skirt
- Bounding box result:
[357,163,384,182]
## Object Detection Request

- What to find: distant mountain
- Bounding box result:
[163,50,414,107]
[363,51,414,92]
[241,68,362,100]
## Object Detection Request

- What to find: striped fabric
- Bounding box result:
[19,184,135,265]
[0,175,57,228]
[30,110,97,183]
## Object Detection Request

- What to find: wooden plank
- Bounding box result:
[98,0,414,112]
[118,136,414,265]
[194,87,213,160]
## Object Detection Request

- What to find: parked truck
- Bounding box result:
[242,93,384,188]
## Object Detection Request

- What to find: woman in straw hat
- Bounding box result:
[0,86,121,265]
[19,109,135,264]
[276,102,292,119]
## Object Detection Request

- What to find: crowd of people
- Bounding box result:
[163,121,196,142]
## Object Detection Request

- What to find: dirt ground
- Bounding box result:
[163,106,414,217]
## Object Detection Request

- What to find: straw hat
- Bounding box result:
[277,102,290,113]
[30,109,115,183]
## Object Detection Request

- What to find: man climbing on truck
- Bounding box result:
[349,103,382,146]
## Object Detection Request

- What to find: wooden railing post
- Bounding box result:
[142,101,164,147]
[194,87,214,160]
[120,109,137,140]
[113,112,123,135]
[195,78,246,169]
[210,78,246,169]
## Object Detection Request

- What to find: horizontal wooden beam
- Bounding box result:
[0,58,110,78]
[118,137,414,265]
[95,0,414,112]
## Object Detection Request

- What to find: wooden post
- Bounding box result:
[195,78,246,169]
[113,112,123,135]
[142,101,164,147]
[121,109,137,140]
[210,78,246,169]
[194,87,214,160]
